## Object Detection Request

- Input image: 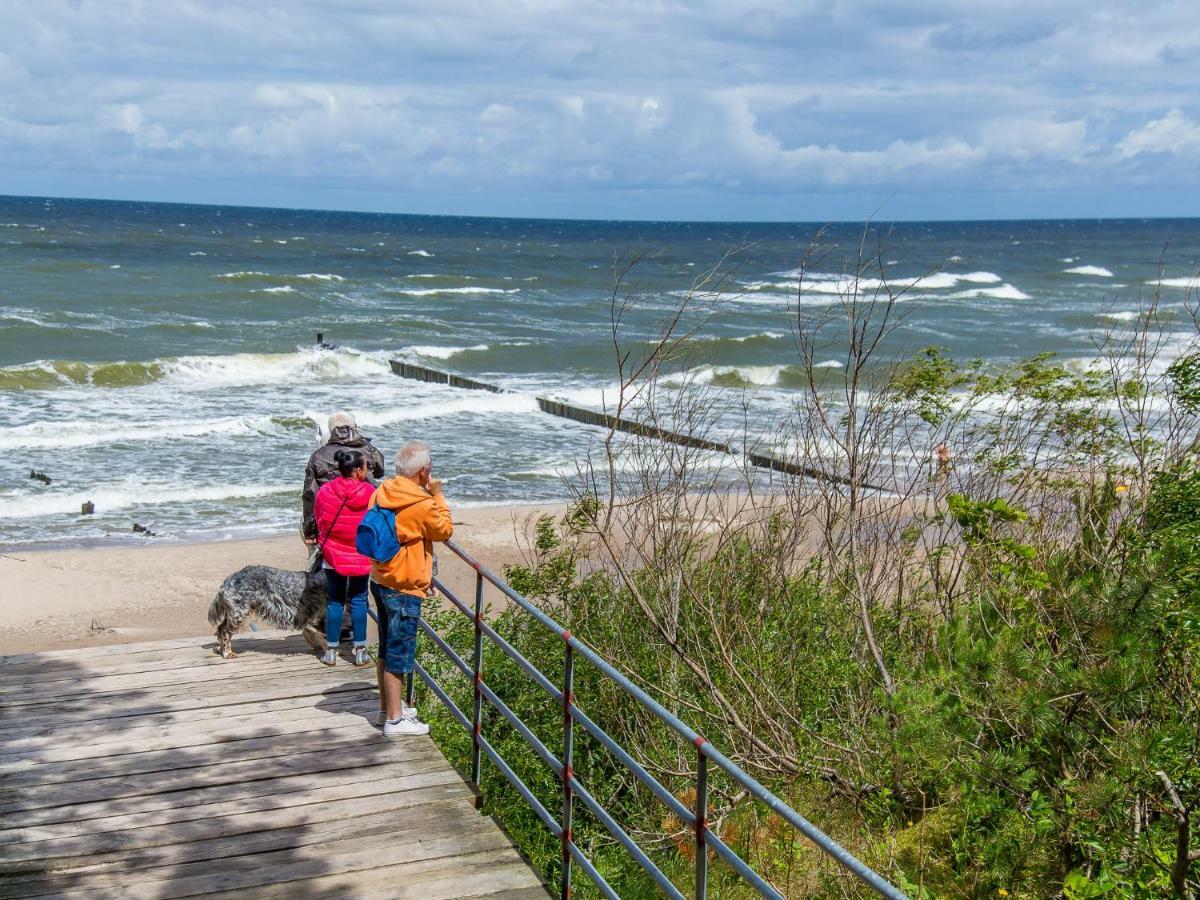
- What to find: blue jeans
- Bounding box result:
[324,571,369,646]
[371,583,422,675]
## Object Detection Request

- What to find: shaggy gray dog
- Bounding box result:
[208,565,328,658]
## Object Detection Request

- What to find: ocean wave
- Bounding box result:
[259,285,295,294]
[657,330,788,346]
[0,347,396,391]
[407,344,490,360]
[946,285,1031,301]
[351,392,541,427]
[759,270,1003,293]
[0,308,123,333]
[0,414,279,451]
[215,271,344,285]
[1064,265,1114,277]
[410,273,475,280]
[389,287,519,297]
[407,250,434,257]
[1156,276,1200,290]
[1100,311,1140,322]
[667,364,810,389]
[0,480,294,521]
[0,359,167,390]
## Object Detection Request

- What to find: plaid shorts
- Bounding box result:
[371,583,423,675]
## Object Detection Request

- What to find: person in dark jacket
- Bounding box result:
[301,412,385,541]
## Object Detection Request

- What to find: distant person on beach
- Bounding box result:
[370,440,453,737]
[934,443,952,478]
[313,449,375,667]
[301,412,385,543]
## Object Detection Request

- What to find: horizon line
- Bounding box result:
[3,191,1199,228]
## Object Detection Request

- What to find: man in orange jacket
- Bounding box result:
[370,440,453,737]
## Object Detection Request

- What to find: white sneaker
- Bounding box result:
[383,716,430,737]
[375,707,417,726]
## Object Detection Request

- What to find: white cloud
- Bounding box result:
[0,0,1196,216]
[1117,109,1200,159]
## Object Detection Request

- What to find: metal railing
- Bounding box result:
[375,538,907,900]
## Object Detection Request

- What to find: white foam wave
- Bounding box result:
[762,270,1003,293]
[947,285,1031,301]
[260,285,295,294]
[392,287,519,297]
[216,271,270,279]
[297,273,344,281]
[353,392,540,427]
[160,348,394,387]
[0,415,279,451]
[1065,265,1114,277]
[730,330,785,342]
[190,251,207,256]
[1157,277,1200,290]
[408,344,490,360]
[0,480,293,521]
[407,250,434,257]
[1100,311,1140,322]
[410,273,475,280]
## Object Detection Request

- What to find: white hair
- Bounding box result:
[394,440,431,477]
[328,411,356,430]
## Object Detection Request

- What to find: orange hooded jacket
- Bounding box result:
[369,476,453,594]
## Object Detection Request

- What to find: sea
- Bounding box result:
[1,195,1198,548]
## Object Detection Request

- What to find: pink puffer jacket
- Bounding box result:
[314,476,375,575]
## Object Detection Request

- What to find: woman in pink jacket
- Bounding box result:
[313,448,376,667]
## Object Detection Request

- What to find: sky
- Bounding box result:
[0,0,1198,222]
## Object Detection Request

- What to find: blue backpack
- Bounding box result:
[355,506,402,562]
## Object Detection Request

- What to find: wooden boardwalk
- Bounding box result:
[0,631,546,899]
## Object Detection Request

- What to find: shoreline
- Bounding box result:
[3,501,565,654]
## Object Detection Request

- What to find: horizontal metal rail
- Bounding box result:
[369,543,906,899]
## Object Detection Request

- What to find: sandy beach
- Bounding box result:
[0,502,565,653]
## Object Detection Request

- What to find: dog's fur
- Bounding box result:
[208,565,328,658]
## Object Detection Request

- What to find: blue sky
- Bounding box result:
[0,0,1197,221]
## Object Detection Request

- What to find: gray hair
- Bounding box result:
[328,411,356,430]
[394,440,432,477]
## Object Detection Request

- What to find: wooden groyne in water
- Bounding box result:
[389,360,875,489]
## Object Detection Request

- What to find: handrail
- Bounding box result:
[372,539,907,899]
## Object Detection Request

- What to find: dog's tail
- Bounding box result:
[207,580,231,627]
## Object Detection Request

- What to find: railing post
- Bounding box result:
[561,637,575,899]
[471,569,485,788]
[694,739,709,899]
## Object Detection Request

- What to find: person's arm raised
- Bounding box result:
[424,479,454,541]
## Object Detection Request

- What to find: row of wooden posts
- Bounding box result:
[389,361,872,489]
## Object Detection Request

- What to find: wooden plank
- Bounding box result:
[0,686,379,746]
[28,830,528,899]
[0,655,337,703]
[1,673,375,730]
[0,739,441,816]
[0,747,438,830]
[0,651,325,690]
[0,665,376,721]
[1,758,456,846]
[0,796,466,888]
[202,849,546,900]
[0,698,382,769]
[0,634,315,680]
[0,724,432,791]
[0,631,299,669]
[0,804,489,895]
[0,774,471,868]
